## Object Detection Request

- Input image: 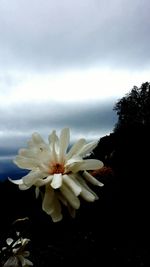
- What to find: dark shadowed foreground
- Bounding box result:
[0,164,150,267]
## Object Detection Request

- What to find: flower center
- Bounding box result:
[49,163,65,174]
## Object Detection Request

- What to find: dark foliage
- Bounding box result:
[113,81,150,132]
[93,81,150,171]
[91,81,150,265]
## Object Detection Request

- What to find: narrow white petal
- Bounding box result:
[51,207,63,222]
[13,156,40,170]
[18,148,35,158]
[6,238,13,245]
[3,256,18,266]
[42,185,62,222]
[81,159,104,170]
[27,141,49,160]
[19,147,50,163]
[27,133,47,152]
[60,184,80,209]
[48,130,59,146]
[27,139,35,148]
[39,163,50,173]
[37,149,51,161]
[22,251,30,257]
[65,156,82,166]
[77,140,98,157]
[83,171,104,187]
[48,130,58,162]
[56,191,68,206]
[23,258,33,266]
[66,138,86,159]
[69,159,103,173]
[23,170,45,186]
[67,161,84,173]
[20,238,30,248]
[34,175,53,187]
[18,255,33,266]
[58,128,70,163]
[19,184,31,190]
[17,255,26,266]
[51,173,62,189]
[63,174,82,196]
[80,187,96,202]
[77,174,99,200]
[42,185,55,215]
[8,177,23,185]
[32,132,46,146]
[35,187,40,198]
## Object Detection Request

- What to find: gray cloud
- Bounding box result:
[0,0,150,71]
[0,100,117,152]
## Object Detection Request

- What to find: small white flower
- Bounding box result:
[9,128,104,222]
[3,238,33,267]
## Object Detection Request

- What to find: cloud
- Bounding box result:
[1,69,150,107]
[0,0,150,71]
[0,0,149,158]
[0,100,117,151]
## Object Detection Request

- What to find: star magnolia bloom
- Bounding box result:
[10,128,104,222]
[3,238,33,267]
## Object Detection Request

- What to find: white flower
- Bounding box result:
[3,238,33,267]
[9,128,104,222]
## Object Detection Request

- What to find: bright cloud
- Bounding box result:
[1,68,150,105]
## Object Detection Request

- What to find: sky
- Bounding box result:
[0,0,150,165]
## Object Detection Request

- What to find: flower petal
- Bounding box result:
[63,174,81,196]
[77,140,98,157]
[42,185,56,215]
[58,128,70,163]
[42,185,62,222]
[77,174,99,200]
[34,175,53,187]
[18,148,36,158]
[60,184,80,209]
[22,170,45,186]
[19,184,31,190]
[83,171,104,187]
[56,191,68,206]
[27,132,46,151]
[8,177,23,185]
[6,238,13,246]
[18,255,33,266]
[69,159,103,173]
[13,156,40,170]
[80,188,96,202]
[48,130,58,162]
[51,208,63,222]
[35,187,40,198]
[3,256,18,266]
[66,138,86,160]
[32,132,45,144]
[48,130,59,147]
[51,173,62,189]
[65,156,82,166]
[22,251,30,257]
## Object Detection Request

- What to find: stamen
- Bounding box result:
[49,163,65,174]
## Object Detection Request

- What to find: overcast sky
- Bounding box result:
[0,0,150,156]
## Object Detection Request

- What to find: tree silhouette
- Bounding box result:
[92,82,150,169]
[113,82,150,132]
